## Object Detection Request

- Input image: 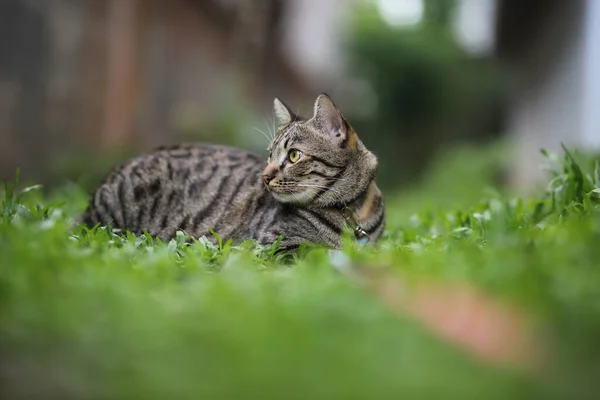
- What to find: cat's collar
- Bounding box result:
[339,187,371,245]
[341,206,370,244]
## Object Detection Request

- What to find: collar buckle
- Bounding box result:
[341,205,370,244]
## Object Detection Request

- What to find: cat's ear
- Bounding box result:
[273,98,296,127]
[312,93,348,147]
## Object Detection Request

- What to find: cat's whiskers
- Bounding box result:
[324,177,352,183]
[294,183,344,197]
[253,127,272,144]
[302,173,350,183]
[274,181,340,194]
[265,118,276,141]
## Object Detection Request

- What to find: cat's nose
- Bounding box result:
[263,174,275,185]
[262,164,279,185]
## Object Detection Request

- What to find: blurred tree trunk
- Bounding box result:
[0,0,49,180]
[80,0,108,149]
[229,0,309,112]
[103,0,139,149]
[231,0,275,99]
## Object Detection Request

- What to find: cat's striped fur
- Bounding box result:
[81,94,385,251]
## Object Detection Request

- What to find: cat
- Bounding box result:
[81,94,385,252]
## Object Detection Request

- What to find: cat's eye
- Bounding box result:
[288,149,303,163]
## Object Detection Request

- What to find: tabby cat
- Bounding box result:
[82,94,385,251]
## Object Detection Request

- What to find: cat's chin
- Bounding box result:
[269,189,315,206]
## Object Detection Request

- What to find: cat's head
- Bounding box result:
[263,93,378,207]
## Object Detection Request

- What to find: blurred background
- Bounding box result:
[0,0,599,193]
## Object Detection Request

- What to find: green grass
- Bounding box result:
[2,144,600,399]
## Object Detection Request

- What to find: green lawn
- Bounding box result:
[2,145,600,399]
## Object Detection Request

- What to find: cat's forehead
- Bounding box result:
[268,122,324,152]
[268,123,300,150]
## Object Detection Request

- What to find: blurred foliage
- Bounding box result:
[177,90,264,152]
[385,142,512,222]
[45,147,138,195]
[345,0,507,188]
